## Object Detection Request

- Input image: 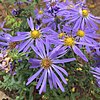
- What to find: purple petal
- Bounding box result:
[36,39,46,57]
[50,68,65,92]
[0,21,5,28]
[39,70,47,94]
[73,17,82,30]
[29,65,40,68]
[16,32,29,36]
[53,58,76,64]
[0,42,8,46]
[75,41,96,47]
[31,45,43,58]
[23,40,33,52]
[26,68,43,85]
[52,65,67,84]
[48,69,53,89]
[18,38,32,52]
[50,67,57,89]
[36,70,46,89]
[11,35,29,42]
[29,58,41,67]
[27,17,34,30]
[49,45,62,59]
[72,45,88,62]
[52,64,68,76]
[67,16,79,24]
[81,18,85,30]
[89,14,100,23]
[3,28,11,31]
[87,17,98,30]
[84,17,91,28]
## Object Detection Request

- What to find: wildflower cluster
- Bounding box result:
[0,0,100,99]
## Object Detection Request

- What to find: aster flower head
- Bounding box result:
[75,28,100,53]
[48,28,97,62]
[65,6,100,30]
[63,35,97,61]
[11,17,47,52]
[26,39,76,94]
[34,8,44,20]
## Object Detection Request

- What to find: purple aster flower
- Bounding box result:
[44,25,72,45]
[74,28,100,53]
[91,67,100,87]
[65,7,100,30]
[26,39,76,94]
[34,8,44,20]
[47,28,96,62]
[11,17,47,52]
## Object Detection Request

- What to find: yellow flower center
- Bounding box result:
[31,30,41,39]
[77,30,85,37]
[41,57,52,69]
[64,37,74,46]
[38,10,43,14]
[58,32,65,38]
[82,10,89,17]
